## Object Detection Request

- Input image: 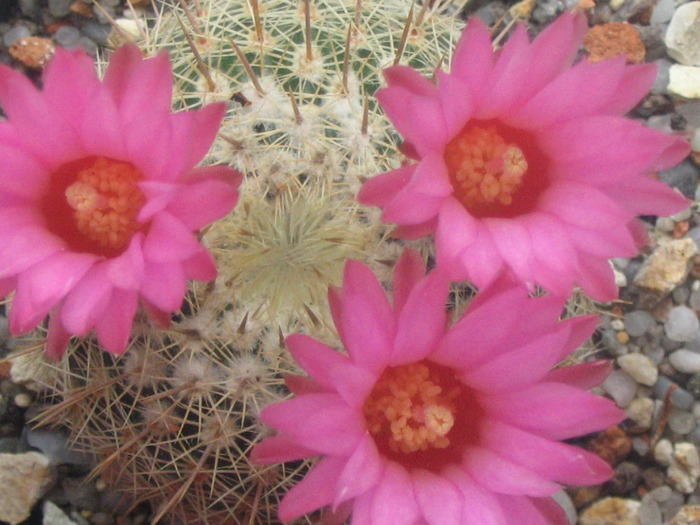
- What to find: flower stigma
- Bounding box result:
[363,362,461,454]
[63,157,145,252]
[444,125,528,209]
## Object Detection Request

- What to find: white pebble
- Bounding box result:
[670,349,700,373]
[13,393,30,408]
[668,443,700,493]
[665,306,700,342]
[655,439,674,466]
[624,310,656,337]
[618,353,659,387]
[628,397,655,430]
[603,370,638,407]
[665,1,700,67]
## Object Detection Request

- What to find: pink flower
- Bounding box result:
[0,45,242,358]
[253,250,623,524]
[358,11,690,301]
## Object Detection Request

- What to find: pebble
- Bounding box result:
[578,497,641,525]
[43,500,78,525]
[670,349,700,373]
[618,353,659,386]
[634,238,698,295]
[48,0,73,18]
[667,442,700,493]
[81,21,112,47]
[624,310,656,337]
[689,288,700,310]
[669,65,700,99]
[607,462,642,495]
[665,1,700,67]
[660,163,700,199]
[0,452,55,524]
[54,26,81,48]
[604,369,638,407]
[2,25,30,48]
[654,376,695,410]
[665,306,700,342]
[672,505,700,524]
[655,439,675,466]
[673,286,690,305]
[669,409,696,435]
[640,494,663,525]
[628,397,655,429]
[584,22,646,63]
[650,0,675,25]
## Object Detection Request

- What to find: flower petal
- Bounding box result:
[413,469,463,525]
[370,462,420,524]
[334,433,385,508]
[94,288,138,354]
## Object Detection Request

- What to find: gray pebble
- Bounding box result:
[654,376,695,410]
[76,37,97,57]
[660,160,700,199]
[640,493,663,525]
[94,5,117,25]
[603,370,638,407]
[651,0,675,24]
[665,306,700,342]
[689,288,700,310]
[54,26,81,47]
[674,286,691,305]
[3,26,31,48]
[48,0,73,18]
[625,310,656,337]
[81,21,111,46]
[18,0,39,17]
[669,408,696,435]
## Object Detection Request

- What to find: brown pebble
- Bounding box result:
[590,425,633,466]
[70,1,94,17]
[674,221,690,238]
[9,37,55,69]
[584,22,646,63]
[672,505,700,525]
[569,485,602,509]
[616,331,630,344]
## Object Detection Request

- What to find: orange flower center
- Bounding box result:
[442,121,548,218]
[42,156,146,257]
[364,362,461,454]
[444,125,528,208]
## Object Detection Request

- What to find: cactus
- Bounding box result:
[30,0,468,523]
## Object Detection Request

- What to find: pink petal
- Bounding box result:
[340,261,394,373]
[601,62,656,115]
[436,71,473,137]
[544,360,614,390]
[434,198,479,281]
[104,45,173,124]
[382,186,445,225]
[480,419,614,486]
[0,226,65,280]
[602,176,689,217]
[334,434,385,508]
[0,143,49,200]
[479,382,625,440]
[61,264,113,335]
[392,270,449,365]
[181,248,217,282]
[350,491,373,525]
[143,212,202,262]
[442,466,508,525]
[45,308,72,361]
[43,48,100,124]
[94,288,138,354]
[476,24,533,118]
[167,104,227,175]
[496,495,566,525]
[124,110,172,180]
[0,277,16,299]
[358,165,415,209]
[460,324,572,393]
[166,165,242,229]
[452,16,494,97]
[393,218,438,240]
[286,334,376,408]
[80,87,127,160]
[140,260,186,312]
[413,469,463,525]
[576,255,619,302]
[251,433,319,464]
[370,462,420,524]
[392,248,426,316]
[137,181,178,222]
[484,218,534,285]
[285,374,327,395]
[278,456,346,523]
[462,446,561,497]
[261,393,364,456]
[407,154,453,196]
[105,234,145,290]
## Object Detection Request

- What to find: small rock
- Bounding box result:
[604,369,638,407]
[628,397,655,429]
[43,501,78,525]
[656,439,675,466]
[2,26,31,48]
[624,310,656,337]
[607,462,642,495]
[640,493,663,525]
[9,36,55,69]
[48,0,73,17]
[672,505,700,525]
[670,349,700,373]
[667,442,700,493]
[54,26,81,48]
[665,306,700,342]
[651,0,675,25]
[0,452,55,524]
[665,2,700,67]
[618,353,659,386]
[634,239,697,296]
[584,22,646,63]
[669,409,696,435]
[654,376,695,410]
[669,65,700,99]
[591,426,633,466]
[579,497,641,525]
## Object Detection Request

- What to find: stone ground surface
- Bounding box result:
[0,0,700,524]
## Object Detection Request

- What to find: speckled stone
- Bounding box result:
[579,497,641,525]
[672,505,700,524]
[618,353,659,386]
[634,239,697,295]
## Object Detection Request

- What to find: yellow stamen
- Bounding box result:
[64,157,145,252]
[363,362,460,454]
[444,125,528,209]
